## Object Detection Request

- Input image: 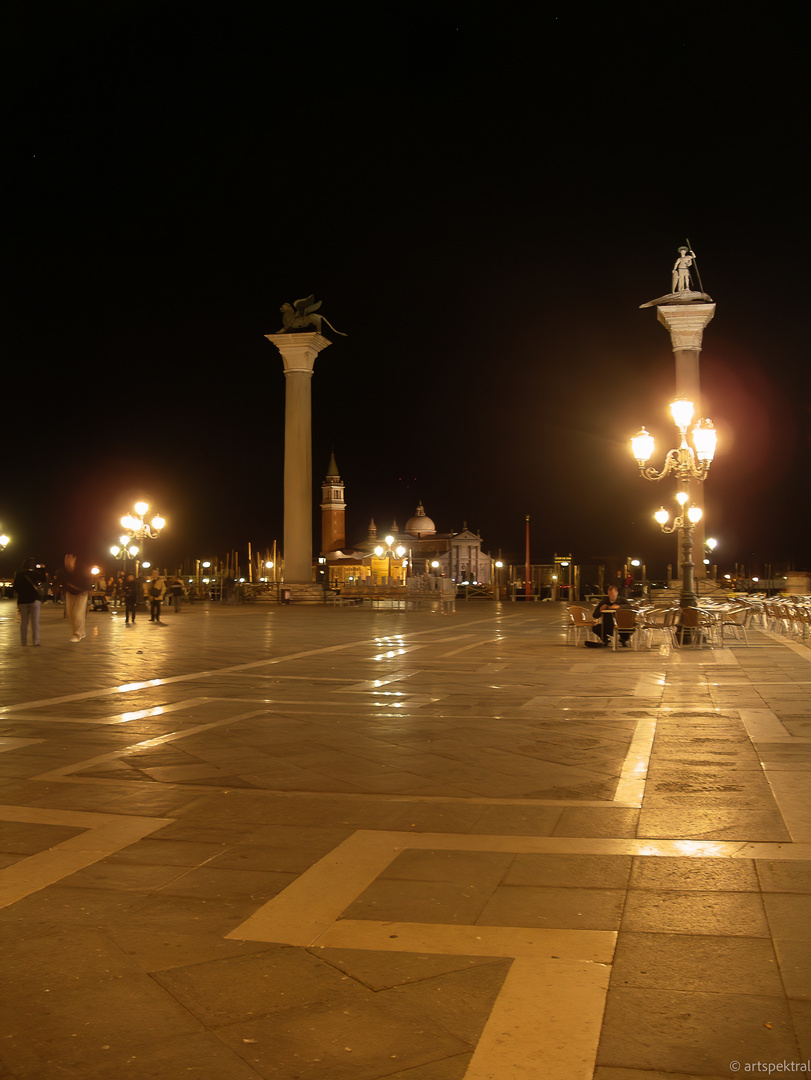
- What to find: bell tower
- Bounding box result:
[320,451,346,553]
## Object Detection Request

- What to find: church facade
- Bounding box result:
[319,456,492,587]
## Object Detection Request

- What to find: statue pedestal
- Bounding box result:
[656,302,715,354]
[265,332,332,584]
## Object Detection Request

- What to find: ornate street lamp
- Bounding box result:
[110,535,140,572]
[119,501,166,574]
[373,534,406,586]
[631,398,717,608]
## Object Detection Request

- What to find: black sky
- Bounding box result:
[3,5,808,577]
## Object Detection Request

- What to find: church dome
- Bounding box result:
[405,502,436,537]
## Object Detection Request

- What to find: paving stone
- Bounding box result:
[0,968,204,1076]
[757,860,811,893]
[597,987,800,1074]
[504,852,632,888]
[380,848,514,887]
[595,1069,741,1079]
[637,808,791,842]
[216,997,473,1079]
[629,856,760,892]
[552,806,640,837]
[611,932,783,995]
[308,947,507,991]
[382,1057,472,1080]
[763,894,811,941]
[153,944,367,1025]
[0,820,86,854]
[341,877,496,924]
[621,890,770,936]
[789,998,811,1059]
[478,884,626,930]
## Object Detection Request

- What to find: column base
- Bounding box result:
[279,584,326,604]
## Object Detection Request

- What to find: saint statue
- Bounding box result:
[672,247,696,292]
[639,243,712,308]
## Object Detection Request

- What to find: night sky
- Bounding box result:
[4,6,807,579]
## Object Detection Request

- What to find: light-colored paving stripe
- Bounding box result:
[727,708,811,840]
[739,708,792,741]
[464,958,610,1080]
[632,672,666,700]
[440,637,503,657]
[0,737,43,752]
[614,717,656,806]
[760,630,811,659]
[337,669,420,693]
[0,805,173,908]
[30,709,271,782]
[313,920,614,963]
[3,697,215,726]
[765,771,811,844]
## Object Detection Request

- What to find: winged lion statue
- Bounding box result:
[278,296,347,337]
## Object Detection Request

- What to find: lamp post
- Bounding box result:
[631,397,717,609]
[373,535,406,586]
[119,501,165,576]
[110,536,140,574]
[493,559,503,601]
[704,536,718,581]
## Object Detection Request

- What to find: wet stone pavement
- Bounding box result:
[1,598,810,1079]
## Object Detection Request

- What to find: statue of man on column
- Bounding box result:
[672,246,696,293]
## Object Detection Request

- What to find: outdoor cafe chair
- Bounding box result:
[566,605,594,647]
[611,607,640,650]
[677,606,720,648]
[640,607,679,650]
[721,606,752,645]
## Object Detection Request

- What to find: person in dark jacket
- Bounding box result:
[148,568,166,623]
[123,572,139,625]
[589,585,633,647]
[13,557,45,646]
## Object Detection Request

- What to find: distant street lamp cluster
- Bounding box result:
[111,501,166,574]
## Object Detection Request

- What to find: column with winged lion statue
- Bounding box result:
[265,297,347,590]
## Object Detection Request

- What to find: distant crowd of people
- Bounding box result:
[12,556,187,646]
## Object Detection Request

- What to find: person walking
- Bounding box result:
[148,568,166,623]
[13,557,45,646]
[169,577,185,613]
[63,554,92,643]
[123,572,139,626]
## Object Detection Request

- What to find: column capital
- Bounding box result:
[265,332,332,374]
[656,304,716,352]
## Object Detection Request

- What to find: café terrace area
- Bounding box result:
[1,597,810,1079]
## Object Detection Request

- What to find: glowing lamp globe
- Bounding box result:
[669,398,695,432]
[692,419,717,462]
[631,428,655,464]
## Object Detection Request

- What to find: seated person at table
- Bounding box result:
[588,585,633,647]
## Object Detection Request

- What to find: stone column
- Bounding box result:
[655,303,716,577]
[656,303,715,409]
[264,332,332,584]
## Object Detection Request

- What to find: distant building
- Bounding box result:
[319,456,491,586]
